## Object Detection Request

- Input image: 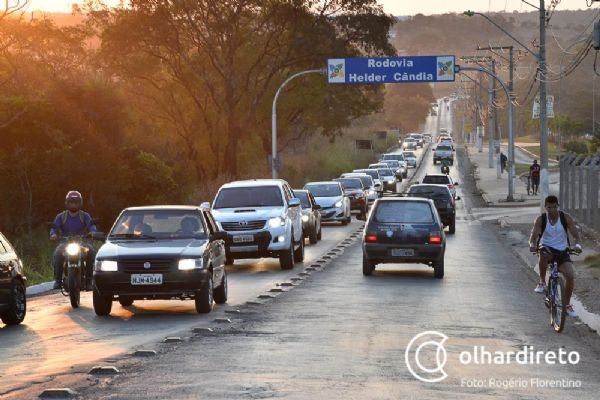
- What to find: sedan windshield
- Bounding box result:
[304,184,342,197]
[110,210,206,239]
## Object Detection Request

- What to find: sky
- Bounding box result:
[24,0,599,15]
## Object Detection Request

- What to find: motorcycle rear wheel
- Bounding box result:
[68,267,81,308]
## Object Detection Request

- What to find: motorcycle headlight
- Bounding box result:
[96,260,118,272]
[302,215,309,222]
[178,258,204,270]
[268,216,285,228]
[66,243,81,256]
[334,200,343,208]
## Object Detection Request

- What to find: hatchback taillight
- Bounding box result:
[365,234,378,243]
[428,231,442,244]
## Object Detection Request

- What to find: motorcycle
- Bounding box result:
[440,164,450,175]
[56,235,94,308]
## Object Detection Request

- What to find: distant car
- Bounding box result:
[379,159,406,181]
[423,133,433,143]
[304,181,351,225]
[407,184,459,233]
[402,151,417,168]
[353,169,383,197]
[420,173,459,199]
[430,109,438,116]
[407,133,424,148]
[432,143,454,165]
[340,173,378,205]
[0,232,26,326]
[293,189,322,244]
[334,177,368,220]
[372,167,397,193]
[362,197,446,278]
[402,138,418,150]
[93,205,228,316]
[380,153,408,178]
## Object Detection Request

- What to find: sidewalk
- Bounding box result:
[466,143,540,207]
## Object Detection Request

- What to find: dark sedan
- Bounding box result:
[362,197,446,278]
[407,184,459,233]
[293,189,322,244]
[93,205,228,316]
[0,232,26,326]
[334,177,368,220]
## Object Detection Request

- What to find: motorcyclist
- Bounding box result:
[50,191,97,290]
[440,158,450,174]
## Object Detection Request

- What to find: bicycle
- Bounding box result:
[520,174,531,195]
[536,246,579,333]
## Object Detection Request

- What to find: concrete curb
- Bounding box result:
[27,281,55,296]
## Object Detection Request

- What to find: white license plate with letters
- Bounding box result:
[131,274,163,285]
[233,234,254,243]
[391,248,414,257]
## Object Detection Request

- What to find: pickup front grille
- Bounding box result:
[221,220,266,231]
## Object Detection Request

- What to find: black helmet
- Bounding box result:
[65,190,82,212]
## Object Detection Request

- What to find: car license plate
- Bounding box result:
[233,234,254,243]
[391,248,414,257]
[131,274,163,285]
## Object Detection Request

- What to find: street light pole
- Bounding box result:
[539,0,549,205]
[271,68,326,179]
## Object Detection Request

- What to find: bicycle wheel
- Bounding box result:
[550,277,566,333]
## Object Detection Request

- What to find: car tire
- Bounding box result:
[403,172,408,179]
[93,288,113,316]
[449,217,456,234]
[213,271,228,304]
[317,225,322,240]
[362,254,375,276]
[347,214,351,223]
[309,227,318,244]
[293,234,304,262]
[341,218,348,226]
[450,160,454,166]
[0,279,26,325]
[433,256,445,279]
[118,296,134,307]
[279,243,294,270]
[195,273,214,314]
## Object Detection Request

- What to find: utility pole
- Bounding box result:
[539,0,549,206]
[488,59,495,168]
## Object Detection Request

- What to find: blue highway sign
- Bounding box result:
[327,56,455,84]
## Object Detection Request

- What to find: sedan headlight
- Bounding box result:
[302,215,309,222]
[386,179,395,184]
[268,216,285,227]
[96,260,118,272]
[66,243,81,256]
[178,258,204,270]
[334,200,343,208]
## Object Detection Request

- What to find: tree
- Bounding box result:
[87,0,396,179]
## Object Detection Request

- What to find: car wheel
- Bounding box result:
[93,288,113,316]
[309,227,318,244]
[362,254,375,276]
[0,279,26,325]
[317,225,322,240]
[294,234,305,262]
[195,273,214,314]
[118,296,134,307]
[347,214,351,223]
[450,160,454,166]
[449,217,456,234]
[279,242,294,270]
[433,256,445,279]
[213,270,228,304]
[341,218,348,226]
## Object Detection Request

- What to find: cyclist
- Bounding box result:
[528,195,582,317]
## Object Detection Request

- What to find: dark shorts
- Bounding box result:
[541,246,572,264]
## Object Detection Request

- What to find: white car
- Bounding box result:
[304,181,351,225]
[211,179,304,270]
[402,151,417,168]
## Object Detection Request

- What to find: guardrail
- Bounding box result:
[559,152,600,232]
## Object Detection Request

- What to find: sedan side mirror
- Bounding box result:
[289,198,301,207]
[313,204,322,210]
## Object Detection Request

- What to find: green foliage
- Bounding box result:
[564,140,589,155]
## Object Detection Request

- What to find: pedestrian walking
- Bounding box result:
[500,152,507,174]
[529,159,540,195]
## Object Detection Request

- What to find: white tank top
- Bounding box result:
[540,212,568,251]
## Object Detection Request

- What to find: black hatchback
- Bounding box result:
[407,184,459,234]
[0,232,26,326]
[93,205,228,316]
[362,197,446,278]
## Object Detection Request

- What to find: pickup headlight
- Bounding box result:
[66,243,81,256]
[302,215,309,222]
[268,216,285,227]
[178,258,204,270]
[96,260,118,272]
